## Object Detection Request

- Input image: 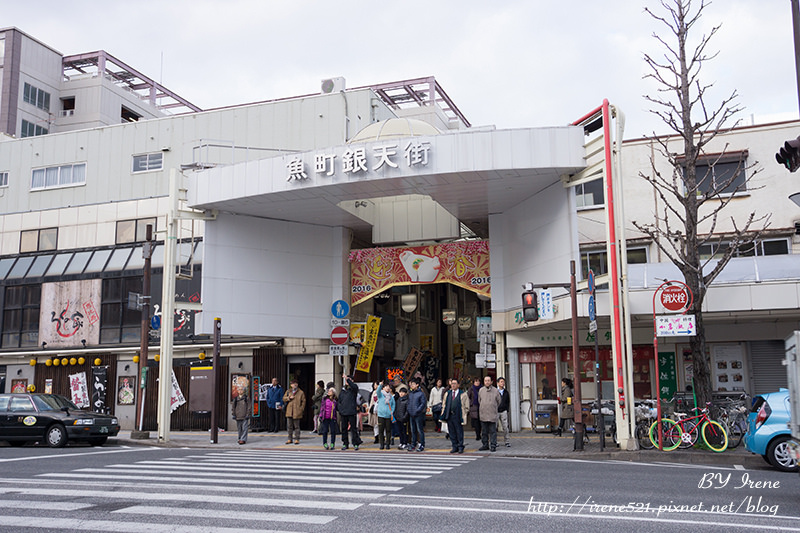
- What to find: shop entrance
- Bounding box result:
[288,360,315,430]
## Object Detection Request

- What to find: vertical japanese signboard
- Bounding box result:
[355,315,381,373]
[657,352,678,400]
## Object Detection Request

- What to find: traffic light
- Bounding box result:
[776,136,800,172]
[522,290,539,322]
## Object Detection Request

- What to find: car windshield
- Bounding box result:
[32,395,80,411]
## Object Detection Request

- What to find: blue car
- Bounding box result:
[744,389,798,472]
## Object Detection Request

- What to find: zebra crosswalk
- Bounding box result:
[0,449,476,532]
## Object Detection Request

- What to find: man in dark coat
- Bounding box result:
[407,378,427,452]
[338,373,362,450]
[441,378,469,454]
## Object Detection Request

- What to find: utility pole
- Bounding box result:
[792,0,800,115]
[210,317,221,444]
[132,224,153,439]
[570,261,585,451]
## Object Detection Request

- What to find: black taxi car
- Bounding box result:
[0,393,119,447]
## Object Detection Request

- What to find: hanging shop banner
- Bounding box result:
[39,280,101,347]
[350,322,366,344]
[657,352,678,400]
[170,370,186,413]
[69,371,90,408]
[91,366,110,414]
[355,315,381,373]
[349,241,490,305]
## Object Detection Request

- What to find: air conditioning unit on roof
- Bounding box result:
[321,77,346,94]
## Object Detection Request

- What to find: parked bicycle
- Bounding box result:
[714,393,750,449]
[652,403,728,452]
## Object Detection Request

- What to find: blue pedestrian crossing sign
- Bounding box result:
[331,299,350,319]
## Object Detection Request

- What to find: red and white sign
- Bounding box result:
[330,326,349,345]
[660,285,690,312]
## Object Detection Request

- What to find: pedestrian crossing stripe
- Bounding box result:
[114,505,336,525]
[0,516,292,533]
[106,462,434,478]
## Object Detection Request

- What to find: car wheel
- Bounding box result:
[45,424,68,448]
[87,437,108,446]
[766,436,799,472]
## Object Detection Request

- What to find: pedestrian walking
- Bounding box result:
[283,379,306,445]
[497,377,511,447]
[319,387,339,449]
[556,378,574,437]
[478,375,501,452]
[311,380,325,434]
[368,381,380,443]
[428,378,445,432]
[468,377,482,441]
[338,373,362,450]
[232,383,250,445]
[394,387,410,450]
[407,378,426,452]
[266,377,284,433]
[441,378,469,453]
[376,383,395,450]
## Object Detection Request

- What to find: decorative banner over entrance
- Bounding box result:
[349,241,490,305]
[40,280,101,347]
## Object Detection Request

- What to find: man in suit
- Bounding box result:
[497,377,511,448]
[441,378,469,454]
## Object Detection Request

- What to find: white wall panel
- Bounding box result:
[200,213,348,338]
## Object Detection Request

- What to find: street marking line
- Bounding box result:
[149,458,450,473]
[107,462,432,478]
[66,467,421,484]
[38,473,402,492]
[0,500,93,511]
[0,447,158,464]
[113,505,336,524]
[3,487,363,510]
[0,479,385,499]
[0,516,296,533]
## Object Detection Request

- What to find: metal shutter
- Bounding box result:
[749,340,786,395]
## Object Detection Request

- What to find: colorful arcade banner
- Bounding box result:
[349,241,490,305]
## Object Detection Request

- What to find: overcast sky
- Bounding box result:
[4,0,798,139]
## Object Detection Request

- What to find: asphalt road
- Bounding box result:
[0,441,798,532]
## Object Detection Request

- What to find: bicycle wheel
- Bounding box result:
[637,421,654,450]
[674,420,699,449]
[701,420,728,452]
[727,415,745,449]
[649,418,681,451]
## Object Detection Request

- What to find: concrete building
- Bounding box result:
[2,27,798,443]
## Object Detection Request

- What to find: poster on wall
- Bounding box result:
[349,241,490,305]
[117,376,135,405]
[712,344,746,392]
[39,280,101,347]
[11,379,27,393]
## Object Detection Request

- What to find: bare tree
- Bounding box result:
[632,0,769,406]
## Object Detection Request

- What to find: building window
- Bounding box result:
[580,247,648,279]
[1,285,41,348]
[116,218,157,244]
[132,153,163,173]
[61,97,75,117]
[683,152,747,196]
[23,82,50,111]
[21,119,48,138]
[31,163,86,191]
[575,178,604,208]
[121,106,141,123]
[100,277,142,344]
[20,228,58,253]
[699,238,789,260]
[0,172,7,187]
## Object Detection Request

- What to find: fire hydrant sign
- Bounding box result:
[656,315,696,337]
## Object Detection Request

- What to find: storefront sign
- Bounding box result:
[286,141,432,182]
[656,315,696,337]
[349,241,490,304]
[657,352,678,399]
[170,370,186,413]
[355,315,381,372]
[518,348,556,364]
[91,366,110,414]
[442,309,456,326]
[39,280,101,347]
[69,372,90,408]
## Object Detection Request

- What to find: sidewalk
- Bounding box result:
[114,427,765,469]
